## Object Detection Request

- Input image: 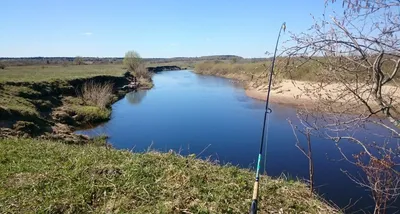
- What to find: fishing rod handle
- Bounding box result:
[252,181,259,200]
[250,181,259,214]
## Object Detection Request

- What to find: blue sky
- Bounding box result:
[0,0,339,58]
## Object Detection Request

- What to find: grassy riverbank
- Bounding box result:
[0,64,152,141]
[0,138,339,213]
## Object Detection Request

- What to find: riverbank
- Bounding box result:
[245,79,400,116]
[0,138,339,213]
[246,80,313,108]
[0,65,153,143]
[194,62,400,114]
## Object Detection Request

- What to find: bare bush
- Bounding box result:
[345,151,400,213]
[134,64,152,80]
[80,81,114,109]
[289,119,314,197]
[285,0,400,212]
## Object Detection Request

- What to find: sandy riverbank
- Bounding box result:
[245,79,400,112]
[245,80,313,108]
[245,88,313,108]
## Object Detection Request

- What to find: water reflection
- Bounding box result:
[126,90,148,105]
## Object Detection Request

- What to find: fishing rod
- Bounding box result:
[249,22,286,214]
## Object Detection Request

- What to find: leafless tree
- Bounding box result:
[288,119,315,197]
[284,0,400,212]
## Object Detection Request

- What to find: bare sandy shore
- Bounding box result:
[245,80,313,107]
[245,88,313,108]
[245,80,328,109]
[245,79,400,112]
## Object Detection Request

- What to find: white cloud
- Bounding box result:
[82,32,93,36]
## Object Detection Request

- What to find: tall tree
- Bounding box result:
[123,51,142,72]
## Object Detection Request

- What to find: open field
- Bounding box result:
[0,64,126,82]
[0,138,339,213]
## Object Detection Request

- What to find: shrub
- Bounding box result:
[134,64,152,79]
[80,81,114,109]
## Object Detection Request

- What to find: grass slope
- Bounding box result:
[0,138,339,213]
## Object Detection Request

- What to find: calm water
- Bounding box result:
[77,70,398,213]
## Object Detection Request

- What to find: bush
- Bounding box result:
[134,64,152,79]
[80,81,114,109]
[0,62,6,69]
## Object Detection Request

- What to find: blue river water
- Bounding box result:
[77,70,399,213]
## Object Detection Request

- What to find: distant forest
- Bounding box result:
[0,55,268,66]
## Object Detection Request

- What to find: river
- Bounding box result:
[77,70,398,213]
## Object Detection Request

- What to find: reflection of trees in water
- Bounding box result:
[126,90,147,105]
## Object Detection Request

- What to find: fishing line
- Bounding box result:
[263,111,270,175]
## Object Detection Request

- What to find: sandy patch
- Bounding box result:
[245,80,400,113]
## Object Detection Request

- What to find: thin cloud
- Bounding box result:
[82,32,93,36]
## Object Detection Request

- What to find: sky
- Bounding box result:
[0,0,342,58]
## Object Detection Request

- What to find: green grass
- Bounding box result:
[71,105,111,123]
[0,85,41,118]
[0,138,339,214]
[0,64,126,82]
[61,96,112,124]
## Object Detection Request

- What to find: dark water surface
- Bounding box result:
[77,70,397,213]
